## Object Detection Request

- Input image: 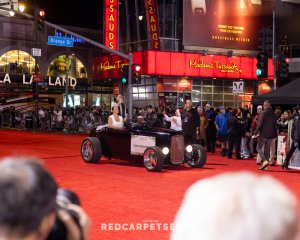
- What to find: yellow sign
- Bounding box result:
[189,58,242,73]
[97,60,128,71]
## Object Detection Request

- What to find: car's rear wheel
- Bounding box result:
[143,146,164,172]
[81,137,102,163]
[186,144,206,168]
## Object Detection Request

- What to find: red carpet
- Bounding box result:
[0,129,300,240]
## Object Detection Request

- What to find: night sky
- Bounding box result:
[38,0,103,29]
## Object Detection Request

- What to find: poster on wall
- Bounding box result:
[289,148,300,170]
[183,0,273,50]
[277,134,287,165]
[164,92,178,109]
[159,93,165,109]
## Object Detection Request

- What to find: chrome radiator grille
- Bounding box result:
[170,135,185,164]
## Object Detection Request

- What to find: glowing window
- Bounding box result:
[0,50,36,74]
[48,55,87,78]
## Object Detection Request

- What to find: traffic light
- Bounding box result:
[36,8,45,32]
[132,64,141,84]
[256,52,268,78]
[258,26,273,56]
[121,65,128,84]
[278,54,289,78]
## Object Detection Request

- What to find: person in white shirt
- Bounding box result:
[164,109,182,131]
[108,105,124,129]
[38,107,45,118]
[53,107,63,122]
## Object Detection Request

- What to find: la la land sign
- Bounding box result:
[0,74,77,88]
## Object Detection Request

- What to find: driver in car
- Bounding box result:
[108,105,124,130]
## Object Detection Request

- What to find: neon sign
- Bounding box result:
[189,59,242,74]
[104,0,118,50]
[144,0,160,50]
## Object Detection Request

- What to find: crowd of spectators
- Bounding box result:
[1,100,299,168]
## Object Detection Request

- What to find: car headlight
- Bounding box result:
[186,145,193,153]
[162,147,169,155]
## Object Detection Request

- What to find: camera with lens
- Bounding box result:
[47,188,82,240]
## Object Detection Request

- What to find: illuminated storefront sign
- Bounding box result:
[189,58,241,74]
[92,55,128,79]
[157,79,177,92]
[144,0,160,50]
[178,79,192,91]
[103,0,118,50]
[92,51,274,80]
[0,74,77,88]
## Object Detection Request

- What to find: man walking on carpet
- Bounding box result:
[253,100,278,170]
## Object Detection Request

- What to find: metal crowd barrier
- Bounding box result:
[0,109,106,133]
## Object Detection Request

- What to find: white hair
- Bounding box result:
[171,172,299,240]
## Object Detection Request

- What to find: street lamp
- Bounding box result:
[18,3,25,12]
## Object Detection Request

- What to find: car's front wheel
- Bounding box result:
[81,137,102,163]
[186,144,206,168]
[143,146,164,172]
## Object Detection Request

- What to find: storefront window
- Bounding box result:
[202,86,212,93]
[213,87,223,93]
[192,79,254,108]
[132,77,158,108]
[0,50,36,74]
[92,94,112,108]
[48,55,87,78]
[192,89,201,102]
[74,95,81,106]
[63,95,74,108]
[94,96,101,106]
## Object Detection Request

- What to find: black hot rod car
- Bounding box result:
[80,123,206,172]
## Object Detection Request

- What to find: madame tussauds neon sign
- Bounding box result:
[189,58,242,73]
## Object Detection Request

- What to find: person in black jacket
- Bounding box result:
[181,99,200,145]
[205,104,217,153]
[227,109,243,160]
[253,100,278,170]
[282,106,300,169]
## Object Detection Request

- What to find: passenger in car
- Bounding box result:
[108,105,124,129]
[164,109,182,131]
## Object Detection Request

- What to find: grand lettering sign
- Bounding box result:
[144,0,160,50]
[104,0,118,50]
[0,74,77,88]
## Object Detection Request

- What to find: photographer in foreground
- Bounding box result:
[0,157,91,240]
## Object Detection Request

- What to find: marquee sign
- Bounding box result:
[144,0,160,50]
[103,0,118,50]
[92,51,274,80]
[0,73,77,88]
